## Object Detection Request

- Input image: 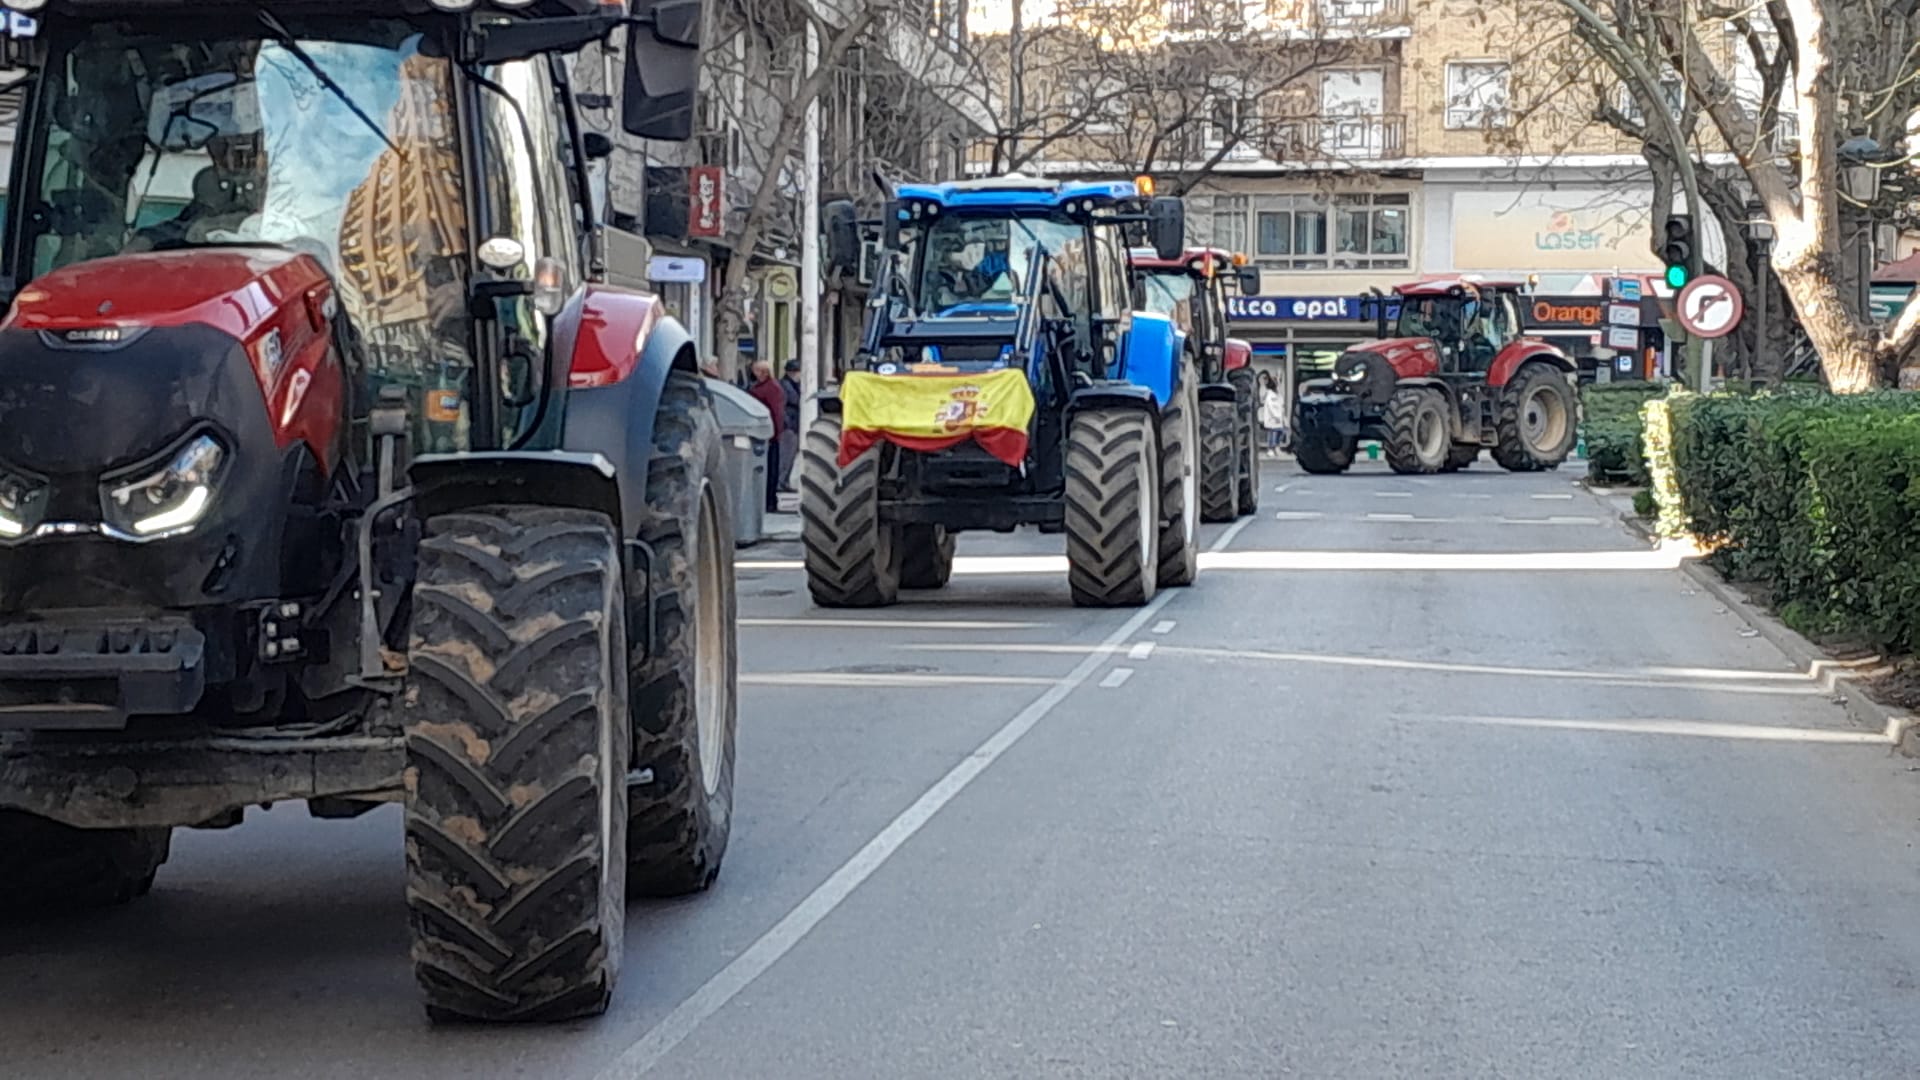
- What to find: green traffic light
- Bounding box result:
[1665,264,1689,289]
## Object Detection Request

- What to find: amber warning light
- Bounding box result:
[1135,175,1155,196]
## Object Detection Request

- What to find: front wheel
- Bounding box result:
[1156,380,1200,588]
[1494,364,1578,472]
[1228,368,1260,516]
[1065,408,1160,607]
[0,812,171,915]
[1293,429,1356,475]
[1383,387,1450,475]
[403,505,629,1023]
[799,418,898,607]
[897,525,955,589]
[1199,399,1238,524]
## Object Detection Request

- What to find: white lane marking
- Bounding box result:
[1152,620,1176,635]
[1367,512,1415,521]
[1272,483,1291,495]
[1100,667,1136,688]
[742,618,1044,631]
[1274,511,1323,520]
[1531,492,1576,500]
[1549,516,1601,525]
[742,672,1057,688]
[1373,491,1412,498]
[595,508,1251,1078]
[1128,641,1156,660]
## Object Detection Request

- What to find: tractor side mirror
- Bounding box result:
[1236,266,1261,297]
[824,199,859,275]
[1147,196,1185,261]
[882,199,906,250]
[622,0,703,141]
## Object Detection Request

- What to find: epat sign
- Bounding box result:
[1227,296,1359,321]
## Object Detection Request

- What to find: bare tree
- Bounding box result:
[1544,0,1920,391]
[969,0,1374,192]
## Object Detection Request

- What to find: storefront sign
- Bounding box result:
[1607,303,1641,327]
[1871,285,1913,323]
[648,255,707,283]
[1451,189,1657,273]
[1607,326,1641,350]
[688,166,725,239]
[1526,296,1606,330]
[1227,296,1384,321]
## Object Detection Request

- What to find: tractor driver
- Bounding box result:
[932,228,1017,308]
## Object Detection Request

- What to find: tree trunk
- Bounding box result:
[1773,251,1880,392]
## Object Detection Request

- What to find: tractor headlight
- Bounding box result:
[102,435,226,540]
[1341,361,1369,382]
[0,466,47,540]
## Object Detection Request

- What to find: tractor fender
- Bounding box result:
[1487,341,1575,389]
[509,284,696,538]
[1115,311,1180,408]
[816,387,843,416]
[1069,382,1159,417]
[1223,338,1253,372]
[1197,381,1238,403]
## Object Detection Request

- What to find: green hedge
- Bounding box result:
[1580,381,1666,484]
[1643,387,1920,650]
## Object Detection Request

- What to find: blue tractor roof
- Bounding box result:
[893,176,1142,211]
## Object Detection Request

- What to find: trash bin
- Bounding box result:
[704,378,774,546]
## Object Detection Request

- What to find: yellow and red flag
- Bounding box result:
[838,368,1037,468]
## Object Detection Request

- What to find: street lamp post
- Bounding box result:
[1747,196,1773,384]
[1839,133,1885,321]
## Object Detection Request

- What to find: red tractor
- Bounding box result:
[1291,277,1579,475]
[1129,247,1264,520]
[0,0,738,1024]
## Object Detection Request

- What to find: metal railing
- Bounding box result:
[1268,114,1406,161]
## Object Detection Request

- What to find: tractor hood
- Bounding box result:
[1347,336,1441,380]
[0,249,325,477]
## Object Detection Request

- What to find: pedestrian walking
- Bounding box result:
[1257,370,1287,455]
[747,359,788,513]
[779,358,802,492]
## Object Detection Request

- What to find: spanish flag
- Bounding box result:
[838,368,1037,468]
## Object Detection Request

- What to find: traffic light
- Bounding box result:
[1662,214,1694,289]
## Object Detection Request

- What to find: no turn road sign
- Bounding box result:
[1676,275,1744,339]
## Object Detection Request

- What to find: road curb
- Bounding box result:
[1608,505,1919,754]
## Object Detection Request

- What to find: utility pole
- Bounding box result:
[800,18,822,436]
[1551,0,1704,386]
[1008,0,1024,168]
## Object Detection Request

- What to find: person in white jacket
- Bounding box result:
[1257,371,1288,455]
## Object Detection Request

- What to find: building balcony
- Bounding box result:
[1267,114,1406,162]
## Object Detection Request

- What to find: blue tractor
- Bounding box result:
[802,176,1199,608]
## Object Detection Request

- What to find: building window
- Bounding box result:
[1445,60,1511,129]
[1240,193,1409,271]
[1333,193,1409,269]
[1203,79,1254,150]
[1211,195,1250,252]
[1168,0,1246,30]
[1614,69,1684,126]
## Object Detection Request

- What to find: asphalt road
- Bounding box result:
[8,456,1920,1078]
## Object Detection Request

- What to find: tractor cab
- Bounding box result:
[1128,247,1260,387]
[1390,279,1528,377]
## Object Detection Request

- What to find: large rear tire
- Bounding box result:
[627,372,739,897]
[799,417,898,607]
[0,812,170,915]
[404,505,629,1023]
[1494,363,1578,472]
[1198,399,1238,523]
[1065,409,1160,608]
[1156,380,1199,588]
[897,525,955,589]
[1383,387,1449,475]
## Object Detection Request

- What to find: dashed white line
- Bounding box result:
[1274,511,1323,520]
[1128,641,1156,660]
[1152,620,1177,635]
[1368,512,1415,521]
[1100,667,1136,688]
[1373,491,1412,498]
[595,490,1254,1077]
[1531,492,1576,500]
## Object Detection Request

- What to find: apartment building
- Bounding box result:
[968,0,1715,371]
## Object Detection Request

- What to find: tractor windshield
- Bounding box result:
[20,17,478,448]
[1395,296,1466,341]
[1136,270,1196,334]
[909,214,1088,320]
